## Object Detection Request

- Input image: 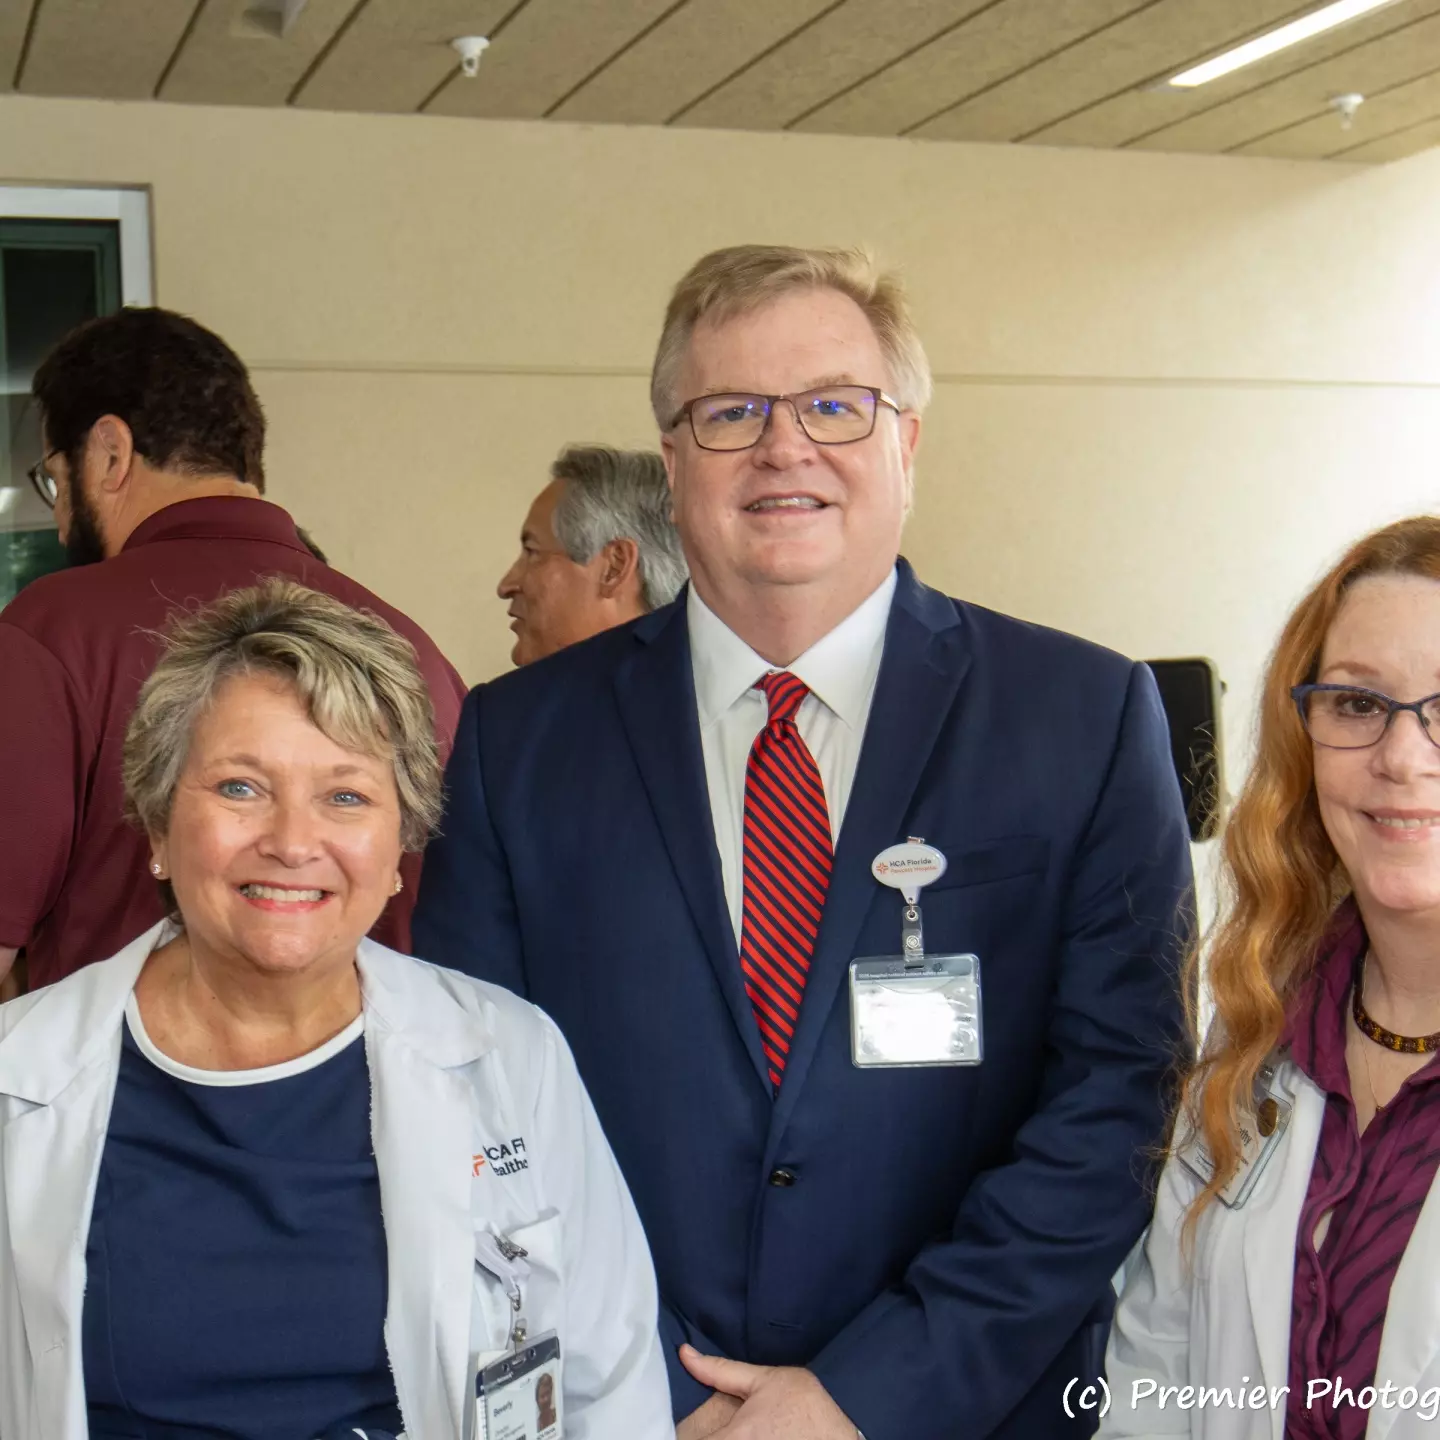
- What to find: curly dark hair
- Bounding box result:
[32,307,266,490]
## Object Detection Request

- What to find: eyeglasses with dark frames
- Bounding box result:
[27,451,60,508]
[671,385,901,452]
[1291,683,1440,750]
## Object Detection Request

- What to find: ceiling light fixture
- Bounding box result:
[1166,0,1401,88]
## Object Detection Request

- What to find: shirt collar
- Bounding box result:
[687,567,896,729]
[121,496,309,556]
[1283,898,1440,1099]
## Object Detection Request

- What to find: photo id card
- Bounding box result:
[476,1332,562,1440]
[850,953,983,1068]
[1178,1057,1293,1209]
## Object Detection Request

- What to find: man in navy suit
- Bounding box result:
[413,245,1191,1439]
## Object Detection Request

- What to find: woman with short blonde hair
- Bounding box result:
[1104,516,1440,1440]
[0,578,671,1440]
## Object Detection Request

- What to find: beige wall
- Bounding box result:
[3,93,1440,822]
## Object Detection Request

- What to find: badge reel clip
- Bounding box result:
[850,839,983,1068]
[470,1231,563,1440]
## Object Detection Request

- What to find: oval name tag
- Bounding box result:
[871,842,947,905]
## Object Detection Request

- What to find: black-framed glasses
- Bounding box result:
[27,451,60,508]
[671,385,901,452]
[1291,683,1440,750]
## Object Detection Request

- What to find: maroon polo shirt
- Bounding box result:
[0,496,467,986]
[1283,901,1440,1440]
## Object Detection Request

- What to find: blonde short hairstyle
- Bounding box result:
[650,244,933,426]
[123,578,442,853]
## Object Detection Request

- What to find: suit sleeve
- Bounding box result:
[0,624,92,949]
[659,1302,734,1420]
[809,661,1193,1440]
[1097,1154,1201,1438]
[534,1011,676,1439]
[411,688,528,991]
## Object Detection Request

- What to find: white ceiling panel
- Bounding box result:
[1030,0,1440,150]
[11,0,1440,163]
[427,0,680,120]
[910,0,1328,143]
[21,0,200,99]
[292,0,517,113]
[1130,9,1440,154]
[672,0,997,133]
[550,0,835,127]
[160,0,361,107]
[793,0,1149,139]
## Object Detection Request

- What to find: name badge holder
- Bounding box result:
[470,1232,563,1440]
[850,839,984,1069]
[1178,1051,1293,1209]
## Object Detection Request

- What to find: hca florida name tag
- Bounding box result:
[1178,1055,1293,1208]
[854,839,982,1067]
[850,952,983,1067]
[476,1332,562,1440]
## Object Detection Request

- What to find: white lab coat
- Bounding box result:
[0,921,674,1440]
[1101,1059,1440,1440]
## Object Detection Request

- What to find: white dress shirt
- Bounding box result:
[687,567,897,943]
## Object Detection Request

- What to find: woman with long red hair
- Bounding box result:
[1103,516,1440,1440]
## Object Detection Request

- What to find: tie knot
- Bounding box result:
[758,670,809,725]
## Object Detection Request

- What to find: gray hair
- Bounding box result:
[123,578,442,855]
[550,445,688,612]
[650,244,933,427]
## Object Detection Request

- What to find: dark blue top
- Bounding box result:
[83,1005,403,1440]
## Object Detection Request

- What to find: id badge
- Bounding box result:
[850,953,983,1067]
[1178,1057,1292,1208]
[476,1332,562,1440]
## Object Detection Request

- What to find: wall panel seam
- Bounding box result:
[245,360,1440,390]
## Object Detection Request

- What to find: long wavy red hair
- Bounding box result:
[1183,515,1440,1226]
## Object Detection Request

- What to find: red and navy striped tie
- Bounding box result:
[740,671,834,1090]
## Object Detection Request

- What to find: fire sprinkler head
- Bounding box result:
[451,36,490,78]
[1329,92,1364,129]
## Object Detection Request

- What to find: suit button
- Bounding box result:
[768,1167,797,1187]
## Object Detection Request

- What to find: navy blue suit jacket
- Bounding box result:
[413,561,1191,1439]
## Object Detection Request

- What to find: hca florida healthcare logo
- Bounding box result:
[473,1136,529,1178]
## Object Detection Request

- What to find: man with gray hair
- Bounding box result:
[498,443,687,666]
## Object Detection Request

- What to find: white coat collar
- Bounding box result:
[0,920,496,1106]
[0,920,499,1440]
[1239,1058,1440,1440]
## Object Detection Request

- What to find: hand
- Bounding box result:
[676,1391,744,1439]
[680,1345,857,1439]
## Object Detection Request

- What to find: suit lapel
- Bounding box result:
[773,565,970,1125]
[612,604,772,1094]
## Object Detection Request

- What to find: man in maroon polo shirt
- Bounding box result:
[0,308,467,993]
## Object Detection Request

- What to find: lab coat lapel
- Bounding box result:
[362,945,492,1440]
[3,1059,116,1440]
[772,564,969,1124]
[1371,1164,1440,1440]
[0,924,154,1440]
[1242,1075,1325,1440]
[612,602,772,1094]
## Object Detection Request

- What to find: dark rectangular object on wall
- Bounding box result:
[1144,657,1224,843]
